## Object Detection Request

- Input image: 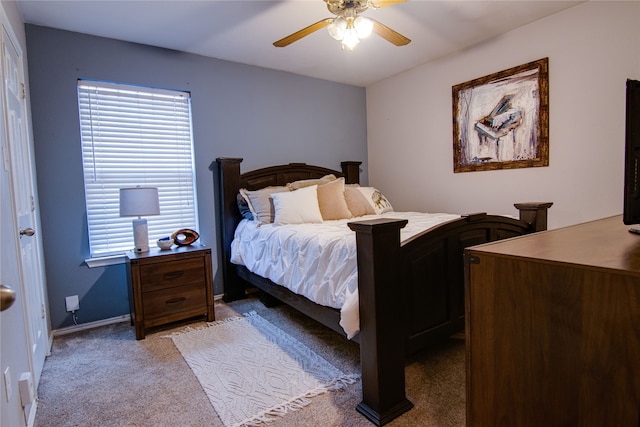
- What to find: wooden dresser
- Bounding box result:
[126,245,215,339]
[464,215,640,426]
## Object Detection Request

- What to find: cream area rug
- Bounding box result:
[168,312,359,427]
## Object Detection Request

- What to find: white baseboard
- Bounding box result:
[52,314,131,337]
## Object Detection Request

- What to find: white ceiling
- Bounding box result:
[16,0,582,87]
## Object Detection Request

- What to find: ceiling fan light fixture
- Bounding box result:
[341,27,360,50]
[273,0,410,49]
[354,16,373,38]
[327,17,347,40]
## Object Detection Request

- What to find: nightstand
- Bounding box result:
[126,245,215,339]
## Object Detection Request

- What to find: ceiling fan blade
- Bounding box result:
[274,18,333,47]
[371,19,411,46]
[369,0,408,8]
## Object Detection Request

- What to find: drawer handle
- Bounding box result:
[163,271,184,280]
[165,297,186,306]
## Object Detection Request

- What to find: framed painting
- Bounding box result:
[452,58,549,173]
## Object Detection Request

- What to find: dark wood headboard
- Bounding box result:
[211,157,362,301]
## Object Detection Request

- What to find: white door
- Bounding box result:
[0,9,48,424]
[1,126,32,427]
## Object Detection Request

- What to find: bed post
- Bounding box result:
[341,161,362,185]
[348,218,414,426]
[214,157,246,302]
[514,202,553,232]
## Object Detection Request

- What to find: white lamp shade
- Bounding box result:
[119,187,160,217]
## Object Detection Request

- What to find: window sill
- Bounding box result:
[85,254,127,268]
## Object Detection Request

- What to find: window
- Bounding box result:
[78,80,198,260]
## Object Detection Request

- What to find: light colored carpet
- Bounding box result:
[168,312,358,426]
[34,296,465,426]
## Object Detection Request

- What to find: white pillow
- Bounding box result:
[356,187,394,214]
[271,185,323,225]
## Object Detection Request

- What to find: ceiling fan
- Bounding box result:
[273,0,410,50]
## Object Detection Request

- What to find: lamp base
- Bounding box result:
[132,218,150,253]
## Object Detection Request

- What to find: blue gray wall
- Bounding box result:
[25,24,368,330]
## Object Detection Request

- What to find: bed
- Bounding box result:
[212,157,552,426]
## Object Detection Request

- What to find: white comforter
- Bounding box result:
[230,212,461,338]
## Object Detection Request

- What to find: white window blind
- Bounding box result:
[78,80,198,258]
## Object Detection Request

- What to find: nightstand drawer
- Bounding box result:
[142,283,206,320]
[139,258,205,292]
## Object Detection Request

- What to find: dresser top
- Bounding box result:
[468,215,640,275]
[126,244,209,261]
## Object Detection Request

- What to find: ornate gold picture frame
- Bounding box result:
[452,58,549,173]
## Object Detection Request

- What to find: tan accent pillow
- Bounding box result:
[344,186,375,217]
[287,174,337,190]
[239,186,289,224]
[317,177,353,220]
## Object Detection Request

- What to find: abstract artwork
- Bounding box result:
[452,58,549,173]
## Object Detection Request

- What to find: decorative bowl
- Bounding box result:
[156,238,174,250]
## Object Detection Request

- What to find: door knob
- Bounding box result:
[0,284,16,311]
[19,228,35,237]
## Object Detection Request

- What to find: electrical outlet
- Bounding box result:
[65,295,79,312]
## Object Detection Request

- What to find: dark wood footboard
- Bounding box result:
[211,157,552,426]
[347,206,551,424]
[400,208,551,354]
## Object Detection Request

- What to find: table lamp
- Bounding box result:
[119,187,160,253]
